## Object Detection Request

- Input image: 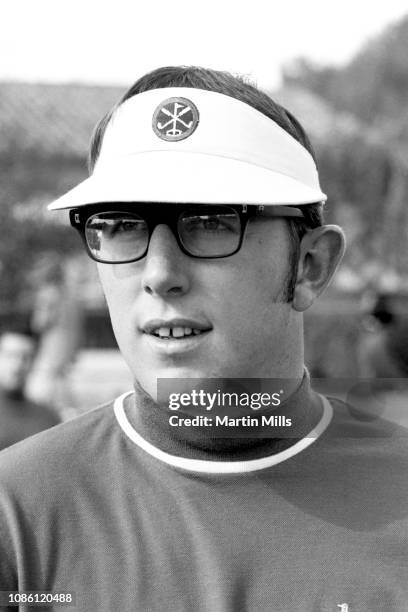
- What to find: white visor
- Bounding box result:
[48,87,326,210]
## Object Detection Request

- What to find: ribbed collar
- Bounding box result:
[121,370,324,462]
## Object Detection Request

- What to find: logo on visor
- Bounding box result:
[152,97,199,141]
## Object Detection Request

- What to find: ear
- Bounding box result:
[292,225,346,312]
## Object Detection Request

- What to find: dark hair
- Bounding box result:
[89,66,324,300]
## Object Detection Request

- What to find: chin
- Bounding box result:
[141,366,211,384]
[136,366,216,401]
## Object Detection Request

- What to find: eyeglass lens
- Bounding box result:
[84,207,242,262]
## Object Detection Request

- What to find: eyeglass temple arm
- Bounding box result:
[245,205,304,218]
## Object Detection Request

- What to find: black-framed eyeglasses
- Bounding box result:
[69,203,304,263]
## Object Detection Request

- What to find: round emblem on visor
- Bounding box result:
[152,97,199,142]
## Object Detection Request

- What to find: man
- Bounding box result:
[0,327,60,451]
[0,66,407,611]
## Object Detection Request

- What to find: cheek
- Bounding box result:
[213,237,291,342]
[97,265,136,336]
[98,264,135,306]
[211,264,287,350]
[223,253,288,313]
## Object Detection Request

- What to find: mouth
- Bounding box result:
[141,319,212,341]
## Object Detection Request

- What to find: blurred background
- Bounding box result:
[1,0,408,418]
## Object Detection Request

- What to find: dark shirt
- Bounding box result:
[0,378,407,610]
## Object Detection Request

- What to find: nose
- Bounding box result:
[141,224,191,297]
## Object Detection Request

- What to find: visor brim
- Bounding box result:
[48,152,326,210]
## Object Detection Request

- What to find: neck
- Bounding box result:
[123,368,323,462]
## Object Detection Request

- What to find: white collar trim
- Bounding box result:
[113,391,333,474]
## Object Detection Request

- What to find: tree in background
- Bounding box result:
[282,16,408,129]
[280,14,408,284]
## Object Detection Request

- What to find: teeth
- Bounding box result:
[172,327,184,338]
[153,326,204,338]
[158,327,170,337]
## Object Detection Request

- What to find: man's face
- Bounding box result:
[97,214,301,399]
[0,333,36,394]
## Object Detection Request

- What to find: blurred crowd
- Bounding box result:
[0,258,83,450]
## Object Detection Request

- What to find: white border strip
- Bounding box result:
[113,391,333,474]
